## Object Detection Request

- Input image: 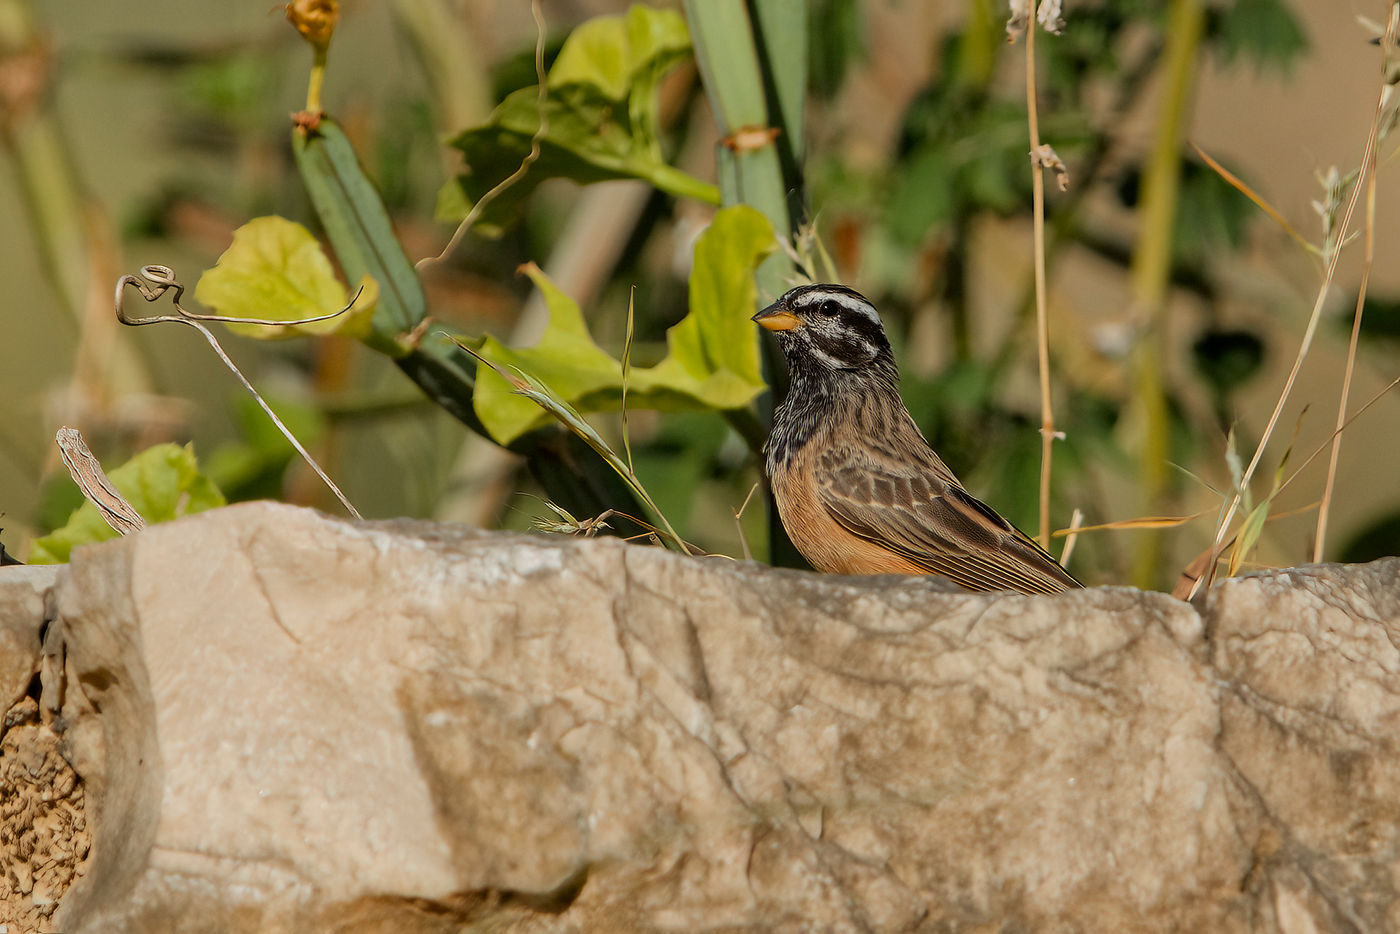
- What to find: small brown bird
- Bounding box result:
[754,284,1082,594]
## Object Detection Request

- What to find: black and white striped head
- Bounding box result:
[753,284,895,378]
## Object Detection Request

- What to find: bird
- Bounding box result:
[753,283,1082,595]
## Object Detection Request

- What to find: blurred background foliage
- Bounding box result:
[2,0,1397,589]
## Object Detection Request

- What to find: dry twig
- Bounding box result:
[54,427,145,535]
[114,264,363,520]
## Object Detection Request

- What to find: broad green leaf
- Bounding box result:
[548,5,690,100]
[442,5,717,230]
[194,216,378,340]
[293,117,427,354]
[660,203,773,387]
[472,264,623,444]
[29,444,226,564]
[469,206,776,445]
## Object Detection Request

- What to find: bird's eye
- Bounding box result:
[819,300,838,317]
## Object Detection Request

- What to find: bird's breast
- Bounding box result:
[769,438,927,577]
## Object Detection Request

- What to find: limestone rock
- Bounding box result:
[0,502,1395,931]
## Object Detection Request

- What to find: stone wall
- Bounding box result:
[1,502,1397,932]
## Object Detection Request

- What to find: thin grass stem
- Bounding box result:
[1314,148,1378,560]
[1024,14,1056,552]
[1193,11,1395,597]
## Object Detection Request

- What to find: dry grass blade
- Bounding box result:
[1053,508,1215,537]
[114,264,364,520]
[1175,373,1400,597]
[1191,142,1314,258]
[54,427,145,535]
[621,286,637,474]
[1275,376,1400,502]
[1058,507,1084,567]
[732,481,760,563]
[1316,27,1389,560]
[1192,10,1398,598]
[448,335,689,553]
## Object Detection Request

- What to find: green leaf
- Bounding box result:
[442,5,717,230]
[548,5,691,101]
[750,0,807,166]
[1213,0,1308,72]
[195,216,378,340]
[1228,499,1270,577]
[662,203,771,387]
[293,117,428,354]
[29,444,226,564]
[471,264,623,444]
[1173,160,1254,267]
[684,0,795,294]
[469,205,776,445]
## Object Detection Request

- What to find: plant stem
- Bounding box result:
[1314,4,1397,562]
[645,163,722,206]
[1315,171,1374,562]
[684,0,805,568]
[1024,11,1055,552]
[1126,0,1204,590]
[307,46,327,114]
[1195,4,1396,595]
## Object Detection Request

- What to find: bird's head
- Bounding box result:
[752,284,896,378]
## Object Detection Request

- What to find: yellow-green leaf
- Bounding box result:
[29,443,226,564]
[194,216,378,340]
[467,206,775,445]
[665,204,773,385]
[548,6,691,99]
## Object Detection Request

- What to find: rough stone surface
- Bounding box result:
[0,566,55,713]
[0,502,1396,931]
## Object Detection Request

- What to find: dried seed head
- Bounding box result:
[285,0,338,52]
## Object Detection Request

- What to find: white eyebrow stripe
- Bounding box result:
[800,290,881,325]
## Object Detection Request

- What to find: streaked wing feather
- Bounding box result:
[817,448,1081,594]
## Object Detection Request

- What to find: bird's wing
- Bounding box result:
[814,445,1082,594]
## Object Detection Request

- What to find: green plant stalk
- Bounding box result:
[1,0,153,409]
[454,342,689,553]
[958,0,999,89]
[307,46,327,114]
[642,162,723,205]
[293,117,427,351]
[396,336,659,528]
[748,0,806,172]
[289,98,657,528]
[1126,0,1205,590]
[683,0,806,568]
[7,108,86,323]
[684,0,794,291]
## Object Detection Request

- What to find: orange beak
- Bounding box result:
[752,303,803,331]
